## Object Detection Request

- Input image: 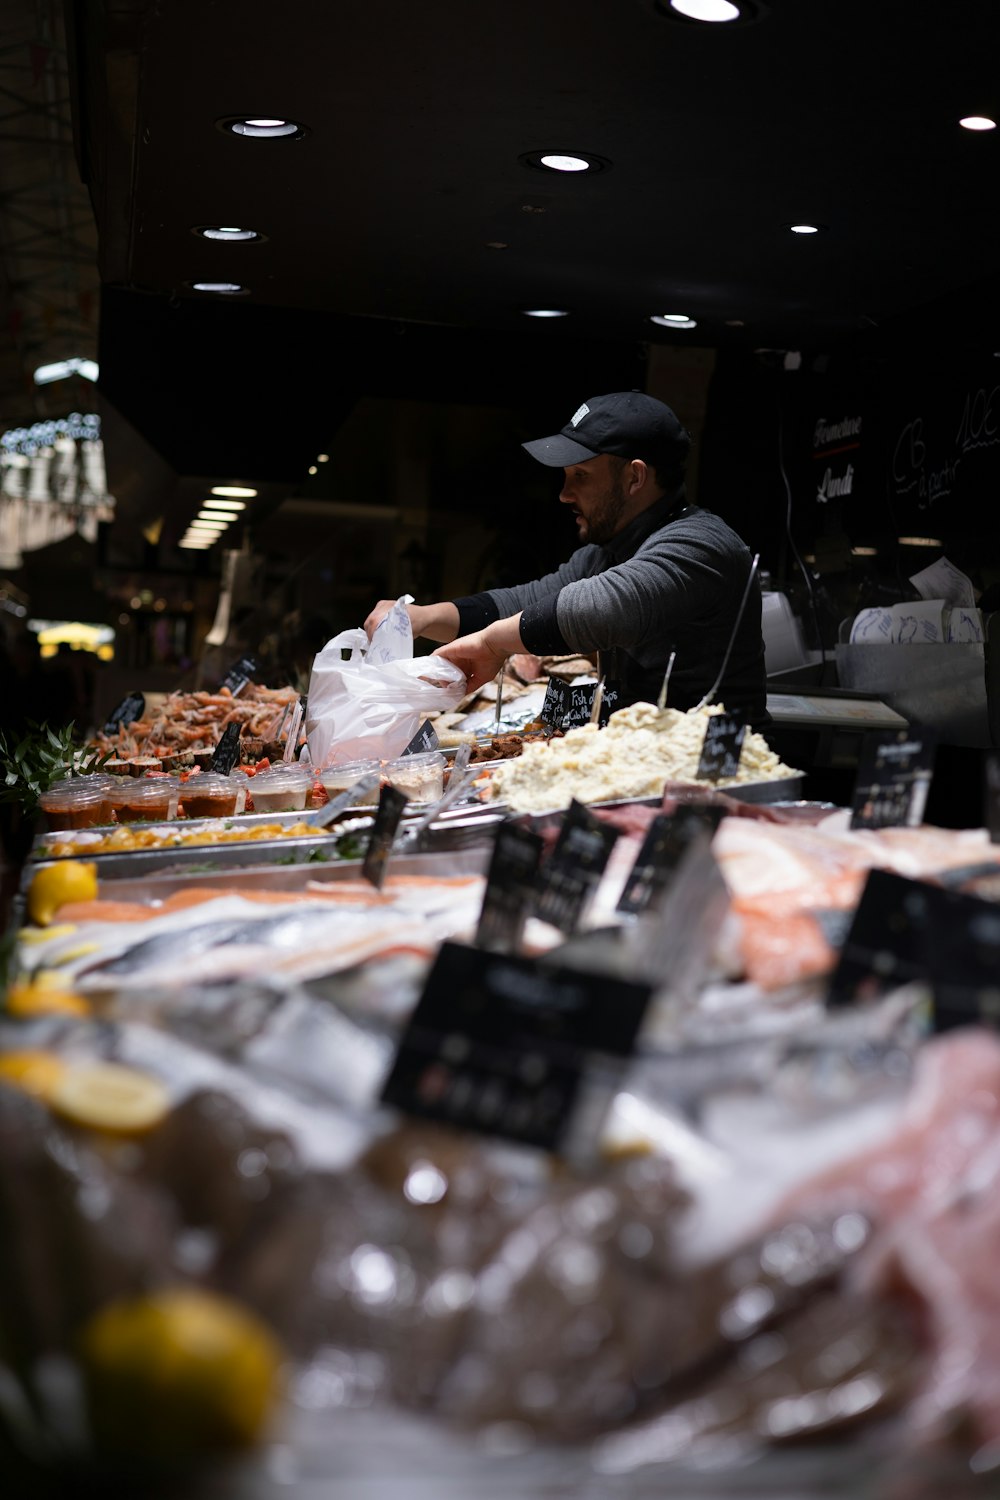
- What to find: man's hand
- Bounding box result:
[363,600,460,643]
[432,613,524,693]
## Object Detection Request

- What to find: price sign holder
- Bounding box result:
[827,867,1000,1030]
[849,728,936,830]
[540,678,620,731]
[533,799,619,933]
[381,940,652,1157]
[630,829,730,1005]
[210,721,241,774]
[218,654,258,696]
[985,754,1000,844]
[617,805,725,917]
[402,720,440,756]
[362,783,409,889]
[696,711,747,782]
[102,691,145,736]
[475,821,544,953]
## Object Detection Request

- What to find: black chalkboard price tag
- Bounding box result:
[540,677,570,728]
[475,821,544,953]
[828,867,1000,1031]
[985,754,1000,844]
[533,799,619,933]
[380,940,652,1153]
[218,654,258,696]
[362,783,409,889]
[102,691,144,736]
[696,711,747,782]
[210,721,241,774]
[402,719,440,756]
[617,805,724,916]
[850,728,936,830]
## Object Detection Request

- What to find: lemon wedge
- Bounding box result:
[27,861,98,927]
[50,1061,169,1134]
[18,924,78,945]
[0,1050,68,1102]
[80,1287,283,1456]
[5,983,91,1018]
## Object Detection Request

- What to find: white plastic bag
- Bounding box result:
[305,597,467,767]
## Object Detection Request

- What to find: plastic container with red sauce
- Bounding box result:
[247,765,311,813]
[39,777,116,831]
[178,772,245,821]
[112,777,180,823]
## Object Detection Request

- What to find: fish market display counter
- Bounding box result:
[6,721,1000,1497]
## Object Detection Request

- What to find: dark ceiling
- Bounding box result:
[72,0,1000,345]
[56,0,1000,500]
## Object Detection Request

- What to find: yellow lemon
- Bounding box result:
[50,1060,169,1135]
[79,1287,284,1457]
[26,860,97,927]
[5,983,91,1018]
[0,1050,68,1102]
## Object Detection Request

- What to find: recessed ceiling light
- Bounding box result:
[658,313,694,324]
[189,520,229,531]
[523,308,570,318]
[650,315,698,329]
[308,465,318,475]
[219,117,307,140]
[519,150,610,175]
[317,454,329,463]
[789,223,823,235]
[189,282,249,295]
[202,499,246,511]
[851,546,878,557]
[211,486,257,498]
[725,319,746,327]
[196,511,231,523]
[33,357,99,385]
[897,536,943,547]
[193,226,265,242]
[668,0,741,20]
[959,115,996,132]
[179,539,212,549]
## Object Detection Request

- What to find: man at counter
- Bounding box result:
[364,391,768,726]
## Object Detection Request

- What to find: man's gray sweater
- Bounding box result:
[452,495,768,727]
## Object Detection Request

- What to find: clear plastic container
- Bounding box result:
[318,758,381,807]
[112,777,180,823]
[383,750,445,804]
[39,779,114,831]
[247,765,312,814]
[177,772,244,821]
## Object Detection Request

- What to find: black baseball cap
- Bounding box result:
[522,391,691,470]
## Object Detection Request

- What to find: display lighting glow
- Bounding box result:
[959,116,997,132]
[211,486,257,498]
[539,154,591,172]
[650,315,697,329]
[196,226,262,241]
[190,282,248,294]
[789,224,821,234]
[897,536,943,547]
[201,499,246,511]
[33,358,99,385]
[851,546,878,557]
[669,0,741,20]
[523,309,569,318]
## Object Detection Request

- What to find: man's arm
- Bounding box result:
[363,600,460,643]
[433,613,525,693]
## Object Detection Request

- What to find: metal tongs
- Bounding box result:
[301,771,382,829]
[694,553,760,711]
[395,742,478,851]
[656,650,677,711]
[589,673,606,726]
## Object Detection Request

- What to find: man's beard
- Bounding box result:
[580,468,628,545]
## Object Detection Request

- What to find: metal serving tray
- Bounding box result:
[506,776,807,832]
